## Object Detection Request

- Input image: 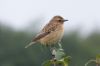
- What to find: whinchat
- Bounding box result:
[25,16,68,48]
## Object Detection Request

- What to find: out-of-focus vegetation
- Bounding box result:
[0,23,100,66]
[85,54,100,66]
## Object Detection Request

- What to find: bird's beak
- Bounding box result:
[64,20,68,22]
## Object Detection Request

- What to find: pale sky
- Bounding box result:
[0,0,100,36]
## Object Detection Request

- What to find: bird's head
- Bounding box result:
[51,16,68,23]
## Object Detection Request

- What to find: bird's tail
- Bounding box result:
[25,42,36,48]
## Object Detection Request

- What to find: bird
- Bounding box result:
[25,16,68,48]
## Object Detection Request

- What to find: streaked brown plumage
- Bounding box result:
[25,16,68,48]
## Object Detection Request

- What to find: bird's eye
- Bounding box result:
[58,20,62,22]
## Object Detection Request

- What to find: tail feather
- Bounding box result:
[25,42,36,48]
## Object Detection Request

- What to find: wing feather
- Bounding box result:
[32,32,50,41]
[32,21,60,41]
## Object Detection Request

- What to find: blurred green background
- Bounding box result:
[0,21,100,66]
[0,0,100,66]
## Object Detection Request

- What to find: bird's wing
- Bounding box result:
[32,32,50,41]
[42,22,58,32]
[32,22,59,41]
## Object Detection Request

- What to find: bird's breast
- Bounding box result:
[39,25,64,45]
